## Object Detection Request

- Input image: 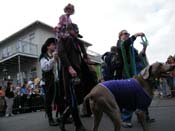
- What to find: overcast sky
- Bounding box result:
[0,0,174,63]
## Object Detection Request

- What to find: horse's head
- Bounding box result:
[67,23,83,38]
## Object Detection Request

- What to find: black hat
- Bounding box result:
[41,38,57,54]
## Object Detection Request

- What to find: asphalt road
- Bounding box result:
[0,97,175,131]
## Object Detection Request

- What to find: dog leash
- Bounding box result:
[69,77,79,109]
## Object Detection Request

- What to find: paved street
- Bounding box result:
[0,97,175,131]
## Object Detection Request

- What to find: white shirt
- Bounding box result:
[40,57,55,71]
[27,80,34,89]
[40,55,61,84]
[40,57,55,86]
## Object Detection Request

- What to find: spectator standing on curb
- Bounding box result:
[116,30,154,127]
[0,86,5,97]
[5,82,15,117]
[0,86,5,116]
[166,55,175,97]
[116,30,145,78]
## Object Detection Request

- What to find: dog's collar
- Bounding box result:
[134,75,154,98]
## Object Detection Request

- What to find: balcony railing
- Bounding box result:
[0,40,38,60]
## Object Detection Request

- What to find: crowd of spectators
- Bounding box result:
[157,55,175,98]
[0,78,45,117]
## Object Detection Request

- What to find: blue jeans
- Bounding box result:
[173,77,175,86]
[121,108,133,122]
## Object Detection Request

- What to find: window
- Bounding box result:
[23,44,30,53]
[2,48,8,58]
[16,41,23,52]
[7,46,12,56]
[29,32,35,42]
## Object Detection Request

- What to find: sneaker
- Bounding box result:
[121,122,133,128]
[127,122,133,128]
[5,114,9,117]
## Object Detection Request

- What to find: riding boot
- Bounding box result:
[71,105,87,131]
[59,118,66,131]
[47,110,58,126]
[59,106,71,131]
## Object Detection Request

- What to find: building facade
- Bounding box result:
[0,21,102,86]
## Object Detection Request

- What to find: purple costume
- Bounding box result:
[101,79,152,111]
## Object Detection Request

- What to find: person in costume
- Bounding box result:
[39,38,59,126]
[57,23,97,131]
[54,3,75,39]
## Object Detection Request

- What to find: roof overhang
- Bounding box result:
[0,20,53,44]
[0,53,38,71]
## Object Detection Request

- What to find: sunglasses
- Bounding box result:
[122,32,130,35]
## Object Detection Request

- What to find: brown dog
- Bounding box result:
[85,62,175,131]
